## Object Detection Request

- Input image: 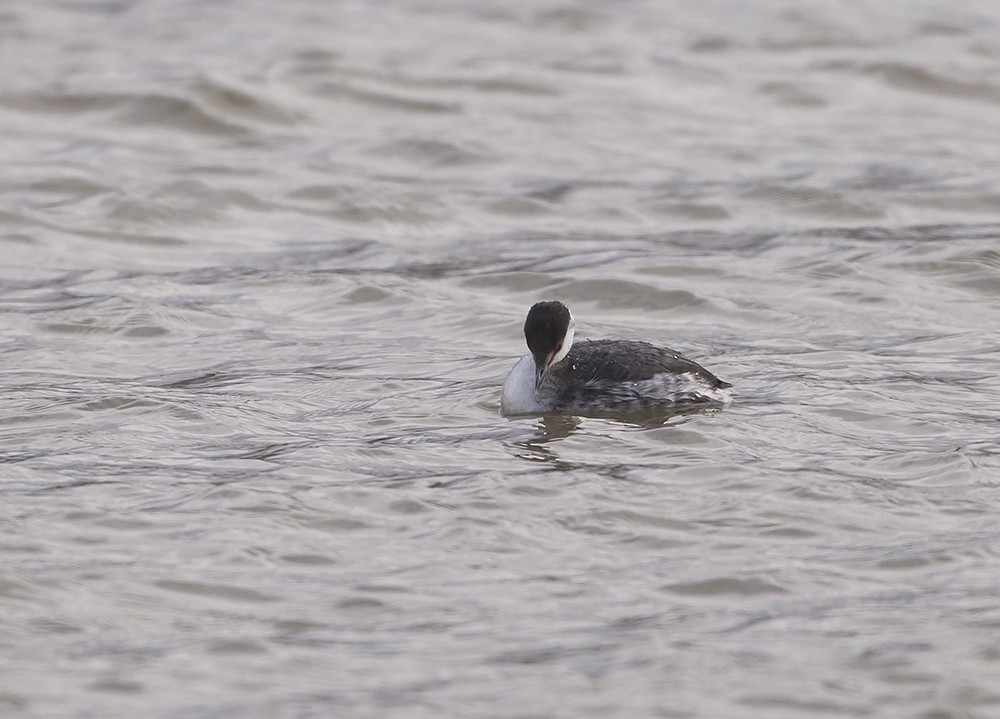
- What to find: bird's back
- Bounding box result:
[540,339,731,412]
[561,340,729,387]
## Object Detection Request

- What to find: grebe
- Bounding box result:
[500,301,731,415]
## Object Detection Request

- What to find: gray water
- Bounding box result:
[4,1,1000,717]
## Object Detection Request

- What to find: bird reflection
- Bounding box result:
[509,406,715,467]
[510,414,580,466]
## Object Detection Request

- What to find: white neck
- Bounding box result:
[550,316,575,366]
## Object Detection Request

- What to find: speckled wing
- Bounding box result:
[562,339,730,388]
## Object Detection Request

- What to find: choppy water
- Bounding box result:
[4,1,1000,717]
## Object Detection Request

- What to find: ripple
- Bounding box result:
[154,580,276,603]
[192,77,303,126]
[756,81,828,107]
[663,577,789,597]
[366,137,495,167]
[88,679,144,695]
[314,81,462,114]
[552,279,701,310]
[641,200,732,221]
[2,90,255,137]
[866,62,1000,103]
[741,184,885,220]
[104,179,271,226]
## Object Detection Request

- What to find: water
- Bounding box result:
[3,0,1000,716]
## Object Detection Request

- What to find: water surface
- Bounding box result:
[3,1,1000,717]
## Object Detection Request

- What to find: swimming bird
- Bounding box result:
[500,300,731,415]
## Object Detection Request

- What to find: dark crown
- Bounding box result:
[524,301,571,362]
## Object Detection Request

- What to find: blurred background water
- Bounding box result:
[3,0,1000,717]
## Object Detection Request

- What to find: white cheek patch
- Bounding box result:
[550,319,574,366]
